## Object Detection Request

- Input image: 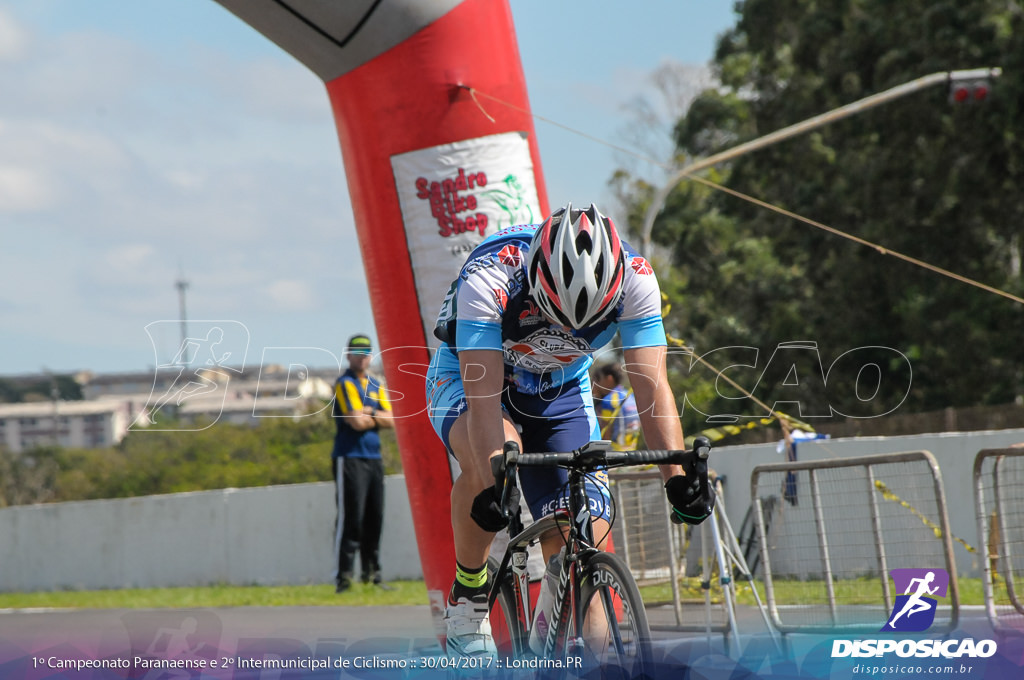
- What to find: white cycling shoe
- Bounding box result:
[445,592,497,657]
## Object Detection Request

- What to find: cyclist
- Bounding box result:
[425,202,715,657]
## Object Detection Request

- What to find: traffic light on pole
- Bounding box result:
[949,79,992,104]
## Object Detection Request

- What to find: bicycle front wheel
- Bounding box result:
[577,551,652,673]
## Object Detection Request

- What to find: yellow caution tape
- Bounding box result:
[660,292,816,443]
[874,479,975,554]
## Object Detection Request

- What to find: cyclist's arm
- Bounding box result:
[459,348,506,490]
[623,344,685,481]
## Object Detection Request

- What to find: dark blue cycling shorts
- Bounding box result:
[426,345,612,522]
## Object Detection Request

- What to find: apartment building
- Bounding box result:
[0,365,339,451]
[0,400,132,453]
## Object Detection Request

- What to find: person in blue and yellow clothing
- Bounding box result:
[332,334,393,592]
[593,363,640,451]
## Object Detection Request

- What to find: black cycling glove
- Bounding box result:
[665,474,715,525]
[470,484,520,532]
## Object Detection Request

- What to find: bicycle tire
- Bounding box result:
[577,551,653,673]
[487,556,531,657]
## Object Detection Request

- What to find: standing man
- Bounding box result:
[332,334,393,592]
[593,363,641,451]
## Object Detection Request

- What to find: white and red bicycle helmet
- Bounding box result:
[526,202,626,329]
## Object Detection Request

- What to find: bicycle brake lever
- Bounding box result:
[693,435,711,461]
[494,441,520,518]
[690,435,712,513]
[490,453,506,486]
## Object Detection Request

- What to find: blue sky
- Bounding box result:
[0,1,738,376]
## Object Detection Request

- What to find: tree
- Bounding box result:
[0,374,83,403]
[0,447,60,507]
[619,0,1024,432]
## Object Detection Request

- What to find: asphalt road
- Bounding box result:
[1,604,1021,679]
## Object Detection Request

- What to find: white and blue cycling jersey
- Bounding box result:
[432,223,666,394]
[425,223,668,523]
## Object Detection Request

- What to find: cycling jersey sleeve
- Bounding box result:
[617,251,667,348]
[453,256,513,351]
[619,314,666,348]
[456,319,503,351]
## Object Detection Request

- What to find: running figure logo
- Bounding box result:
[881,568,949,632]
[132,320,249,431]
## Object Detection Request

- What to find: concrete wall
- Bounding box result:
[2,428,1022,592]
[709,427,1024,578]
[0,476,421,592]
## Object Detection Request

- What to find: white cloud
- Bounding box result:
[192,49,327,126]
[0,117,139,223]
[0,8,27,61]
[264,279,318,311]
[104,244,157,271]
[0,164,54,212]
[164,170,205,190]
[1,2,735,375]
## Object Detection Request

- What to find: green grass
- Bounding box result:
[0,576,988,612]
[0,581,429,610]
[639,576,987,607]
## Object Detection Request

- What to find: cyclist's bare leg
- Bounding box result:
[447,409,603,572]
[443,412,520,656]
[449,409,615,652]
[582,519,612,648]
[448,412,521,568]
[539,518,614,649]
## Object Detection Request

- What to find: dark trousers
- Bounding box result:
[333,455,385,582]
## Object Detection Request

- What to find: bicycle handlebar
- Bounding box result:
[514,446,708,470]
[491,437,712,521]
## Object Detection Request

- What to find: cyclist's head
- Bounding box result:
[526,202,625,329]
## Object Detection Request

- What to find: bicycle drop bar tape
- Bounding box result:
[513,448,703,469]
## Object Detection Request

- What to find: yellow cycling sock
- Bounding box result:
[452,562,487,599]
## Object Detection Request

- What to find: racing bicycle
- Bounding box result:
[486,436,712,674]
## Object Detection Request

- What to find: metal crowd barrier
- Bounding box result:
[974,447,1024,635]
[610,470,731,634]
[751,451,958,634]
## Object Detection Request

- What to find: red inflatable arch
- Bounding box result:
[214,0,549,629]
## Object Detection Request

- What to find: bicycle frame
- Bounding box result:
[489,462,614,658]
[488,437,711,661]
[489,511,555,652]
